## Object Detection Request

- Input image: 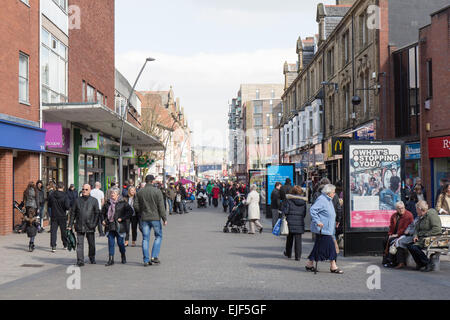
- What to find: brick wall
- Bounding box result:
[0,0,40,122]
[68,0,115,110]
[419,7,450,202]
[0,150,13,235]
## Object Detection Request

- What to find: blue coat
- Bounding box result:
[310,194,336,236]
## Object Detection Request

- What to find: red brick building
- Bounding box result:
[68,0,115,108]
[419,6,450,206]
[0,0,43,235]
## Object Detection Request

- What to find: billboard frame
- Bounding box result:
[343,140,405,256]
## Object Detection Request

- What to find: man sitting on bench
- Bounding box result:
[407,200,442,272]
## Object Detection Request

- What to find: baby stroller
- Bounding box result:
[197,190,208,208]
[223,195,248,234]
[13,201,27,234]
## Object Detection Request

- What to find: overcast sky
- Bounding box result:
[115,0,336,148]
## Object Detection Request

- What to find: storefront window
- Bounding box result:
[434,158,450,198]
[42,154,67,189]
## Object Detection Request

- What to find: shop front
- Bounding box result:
[42,123,70,188]
[42,103,164,191]
[405,142,421,180]
[428,136,450,205]
[0,118,46,235]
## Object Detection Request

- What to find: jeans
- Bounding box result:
[181,200,187,212]
[228,198,234,214]
[141,220,163,263]
[208,194,212,206]
[167,199,173,213]
[107,231,125,256]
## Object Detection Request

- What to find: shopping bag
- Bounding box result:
[272,218,282,236]
[280,217,289,236]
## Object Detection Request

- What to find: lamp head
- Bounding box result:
[146,57,156,62]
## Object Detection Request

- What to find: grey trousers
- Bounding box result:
[76,232,96,263]
[272,209,280,228]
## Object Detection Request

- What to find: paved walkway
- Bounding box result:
[0,203,449,299]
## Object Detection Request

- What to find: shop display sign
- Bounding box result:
[405,143,421,160]
[43,122,63,148]
[354,122,376,141]
[47,128,70,154]
[428,136,450,158]
[265,164,295,206]
[345,141,404,230]
[249,169,265,202]
[81,131,99,150]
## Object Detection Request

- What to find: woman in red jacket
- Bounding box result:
[212,184,221,208]
[383,201,414,269]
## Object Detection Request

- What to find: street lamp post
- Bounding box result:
[162,112,182,188]
[119,57,155,191]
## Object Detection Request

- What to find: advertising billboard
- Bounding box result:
[265,164,295,206]
[347,142,404,229]
[344,140,405,255]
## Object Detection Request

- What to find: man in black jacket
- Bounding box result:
[280,178,293,202]
[271,182,282,227]
[68,184,100,266]
[48,182,70,252]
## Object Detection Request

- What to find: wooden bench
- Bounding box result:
[421,216,450,271]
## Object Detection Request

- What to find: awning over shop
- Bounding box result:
[0,119,46,152]
[42,103,164,151]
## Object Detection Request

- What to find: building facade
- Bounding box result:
[418,6,450,206]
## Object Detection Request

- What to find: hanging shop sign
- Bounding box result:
[405,142,421,160]
[81,131,100,150]
[354,122,376,141]
[332,137,352,156]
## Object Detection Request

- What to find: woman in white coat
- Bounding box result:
[245,185,263,234]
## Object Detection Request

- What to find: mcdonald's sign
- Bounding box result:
[331,137,351,155]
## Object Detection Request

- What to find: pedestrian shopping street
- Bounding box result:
[0,204,448,300]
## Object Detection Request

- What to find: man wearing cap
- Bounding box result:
[134,175,167,267]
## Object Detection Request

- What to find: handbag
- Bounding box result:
[389,243,397,255]
[280,216,289,236]
[272,218,282,236]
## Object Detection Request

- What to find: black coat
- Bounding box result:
[67,189,78,207]
[48,190,70,219]
[280,183,292,201]
[102,200,133,234]
[69,196,100,233]
[270,188,281,210]
[281,194,307,234]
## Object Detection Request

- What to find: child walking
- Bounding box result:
[24,208,39,252]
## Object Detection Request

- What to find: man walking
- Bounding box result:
[48,182,70,252]
[134,175,168,267]
[68,184,100,266]
[271,182,282,228]
[90,182,105,237]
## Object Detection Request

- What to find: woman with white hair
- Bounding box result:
[101,187,133,266]
[305,184,343,274]
[244,184,263,234]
